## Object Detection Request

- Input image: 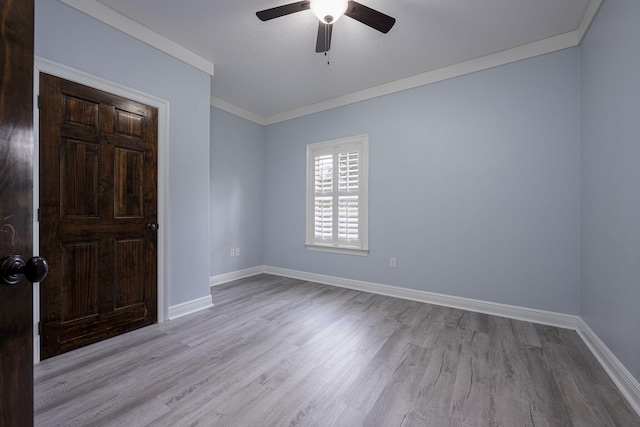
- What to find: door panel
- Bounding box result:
[61,242,99,321]
[39,74,158,359]
[115,239,145,307]
[0,0,35,424]
[61,138,100,217]
[114,148,145,217]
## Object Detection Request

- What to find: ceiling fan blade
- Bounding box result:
[256,1,311,21]
[315,22,333,53]
[345,0,395,33]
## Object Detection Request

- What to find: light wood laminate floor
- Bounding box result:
[35,274,639,426]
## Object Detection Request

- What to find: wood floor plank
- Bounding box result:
[362,344,433,426]
[520,345,574,425]
[488,393,538,427]
[448,331,492,425]
[34,274,640,426]
[342,325,427,414]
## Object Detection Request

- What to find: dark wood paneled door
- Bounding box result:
[0,0,35,425]
[39,74,158,359]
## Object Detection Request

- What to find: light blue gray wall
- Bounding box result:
[35,0,212,306]
[210,108,264,275]
[263,48,582,314]
[581,0,640,381]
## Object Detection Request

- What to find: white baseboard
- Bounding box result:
[211,265,639,416]
[168,295,213,320]
[262,266,579,330]
[576,319,640,416]
[209,266,265,287]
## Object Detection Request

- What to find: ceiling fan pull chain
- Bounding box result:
[325,27,330,65]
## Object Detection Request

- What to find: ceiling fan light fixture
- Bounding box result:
[310,0,348,24]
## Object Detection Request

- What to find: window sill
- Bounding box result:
[305,244,369,256]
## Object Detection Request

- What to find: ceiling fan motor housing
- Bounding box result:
[311,0,348,24]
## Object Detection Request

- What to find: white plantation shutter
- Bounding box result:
[338,151,359,243]
[314,153,333,240]
[306,135,368,255]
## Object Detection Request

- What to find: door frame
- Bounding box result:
[33,57,169,363]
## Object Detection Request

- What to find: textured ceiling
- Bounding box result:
[92,0,596,122]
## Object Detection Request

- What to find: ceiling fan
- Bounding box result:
[256,0,396,53]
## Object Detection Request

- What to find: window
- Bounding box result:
[306,134,369,255]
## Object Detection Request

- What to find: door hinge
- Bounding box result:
[37,208,41,222]
[37,322,42,335]
[37,95,41,109]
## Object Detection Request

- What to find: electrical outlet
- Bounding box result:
[230,248,235,257]
[390,257,397,267]
[235,248,240,257]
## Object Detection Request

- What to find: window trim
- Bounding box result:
[305,134,369,256]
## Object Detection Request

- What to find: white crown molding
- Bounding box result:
[58,0,214,76]
[168,295,213,320]
[210,97,268,126]
[576,318,640,416]
[262,30,581,125]
[576,0,604,43]
[215,28,584,125]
